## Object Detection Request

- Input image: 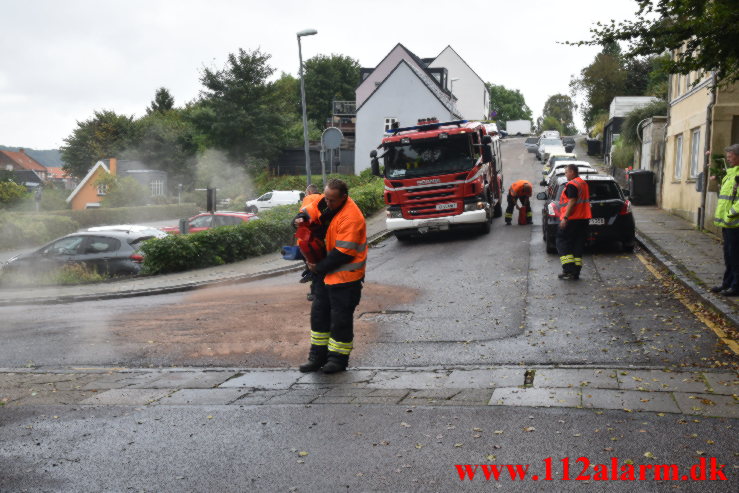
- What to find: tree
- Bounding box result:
[570,0,739,85]
[129,109,201,188]
[95,174,149,207]
[621,100,669,145]
[0,181,28,208]
[192,48,286,164]
[485,83,532,125]
[542,94,576,134]
[302,54,361,126]
[60,110,136,179]
[146,87,175,115]
[570,49,627,129]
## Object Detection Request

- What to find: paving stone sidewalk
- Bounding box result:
[633,205,739,331]
[1,367,735,418]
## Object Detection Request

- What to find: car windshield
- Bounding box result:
[384,135,474,178]
[525,137,538,144]
[540,139,561,146]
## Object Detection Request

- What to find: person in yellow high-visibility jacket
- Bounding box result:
[294,178,367,373]
[711,143,739,296]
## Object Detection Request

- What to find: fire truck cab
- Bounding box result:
[370,119,503,240]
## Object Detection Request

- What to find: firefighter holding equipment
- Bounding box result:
[505,180,533,225]
[295,179,367,374]
[557,164,592,280]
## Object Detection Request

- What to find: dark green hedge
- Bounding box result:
[0,214,80,250]
[140,177,385,275]
[45,203,200,228]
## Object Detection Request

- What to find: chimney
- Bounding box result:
[19,148,25,154]
[108,157,117,175]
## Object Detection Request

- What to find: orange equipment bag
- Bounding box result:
[518,206,528,225]
[295,222,326,264]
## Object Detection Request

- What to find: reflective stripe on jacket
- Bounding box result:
[508,180,532,198]
[713,166,739,228]
[559,176,592,220]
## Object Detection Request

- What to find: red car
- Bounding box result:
[161,212,258,234]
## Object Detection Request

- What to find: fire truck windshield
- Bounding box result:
[383,135,474,178]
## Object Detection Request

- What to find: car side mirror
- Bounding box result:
[539,180,547,186]
[622,189,630,198]
[370,150,381,177]
[536,192,547,200]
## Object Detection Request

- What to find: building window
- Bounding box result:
[96,184,108,196]
[150,179,164,196]
[674,134,684,180]
[384,117,398,132]
[689,128,701,178]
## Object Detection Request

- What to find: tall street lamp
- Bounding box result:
[297,28,317,187]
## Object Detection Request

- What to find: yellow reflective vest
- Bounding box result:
[713,166,739,228]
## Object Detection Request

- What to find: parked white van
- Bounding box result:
[245,190,304,213]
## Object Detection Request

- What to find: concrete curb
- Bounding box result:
[0,228,394,306]
[635,230,739,329]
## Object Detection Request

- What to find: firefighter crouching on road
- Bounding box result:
[556,164,592,280]
[294,178,367,373]
[505,180,533,225]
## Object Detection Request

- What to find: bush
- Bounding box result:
[0,262,105,287]
[0,214,80,250]
[44,203,200,228]
[252,169,378,198]
[140,176,385,275]
[611,138,636,169]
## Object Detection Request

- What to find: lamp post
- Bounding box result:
[297,28,317,187]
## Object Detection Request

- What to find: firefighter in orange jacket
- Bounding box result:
[505,180,533,225]
[299,184,322,300]
[557,164,592,280]
[295,178,367,373]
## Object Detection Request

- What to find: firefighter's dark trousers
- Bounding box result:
[310,277,363,356]
[556,219,588,275]
[505,194,532,224]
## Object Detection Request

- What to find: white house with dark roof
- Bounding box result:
[428,45,489,121]
[354,44,465,174]
[354,43,490,174]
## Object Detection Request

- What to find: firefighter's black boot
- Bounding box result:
[298,345,328,373]
[322,352,349,374]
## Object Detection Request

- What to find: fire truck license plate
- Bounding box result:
[589,217,605,225]
[435,203,456,210]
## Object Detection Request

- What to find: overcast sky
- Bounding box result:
[0,0,638,150]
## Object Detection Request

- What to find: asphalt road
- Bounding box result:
[1,138,736,492]
[2,404,736,492]
[0,138,732,370]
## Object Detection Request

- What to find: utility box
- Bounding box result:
[628,169,656,205]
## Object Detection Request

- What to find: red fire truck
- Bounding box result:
[370,119,503,240]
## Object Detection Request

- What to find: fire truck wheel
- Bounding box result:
[493,201,502,218]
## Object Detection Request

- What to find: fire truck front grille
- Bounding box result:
[408,191,454,200]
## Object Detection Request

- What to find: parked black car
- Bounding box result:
[536,174,636,253]
[563,136,576,153]
[1,230,160,277]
